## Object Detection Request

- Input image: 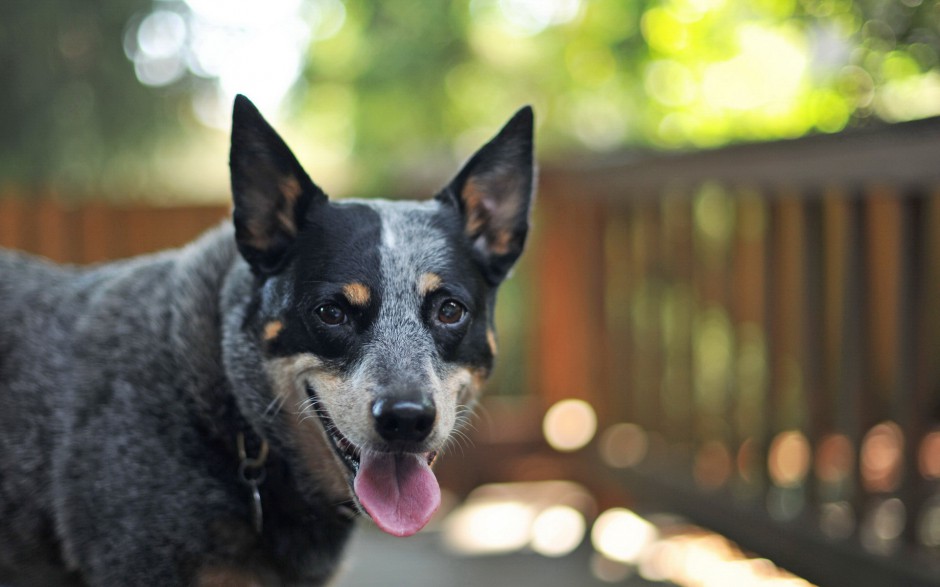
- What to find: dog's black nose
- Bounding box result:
[372,397,436,443]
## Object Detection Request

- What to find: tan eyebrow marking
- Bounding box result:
[263,320,284,342]
[418,272,443,297]
[342,282,371,306]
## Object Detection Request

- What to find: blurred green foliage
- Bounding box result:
[0,0,187,193]
[2,0,940,197]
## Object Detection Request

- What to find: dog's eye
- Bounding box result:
[316,304,347,326]
[437,300,466,325]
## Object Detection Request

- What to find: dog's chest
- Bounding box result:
[207,471,356,585]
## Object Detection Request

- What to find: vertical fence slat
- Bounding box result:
[602,207,635,423]
[77,201,113,263]
[897,193,925,547]
[803,196,826,512]
[35,198,71,262]
[0,197,31,251]
[842,194,867,513]
[533,194,605,409]
[866,190,902,420]
[661,194,695,445]
[760,196,779,495]
[730,191,769,491]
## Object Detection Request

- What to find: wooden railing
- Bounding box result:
[530,117,940,586]
[0,197,228,263]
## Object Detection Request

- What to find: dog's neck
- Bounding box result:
[194,376,358,535]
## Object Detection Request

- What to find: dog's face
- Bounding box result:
[228,96,534,537]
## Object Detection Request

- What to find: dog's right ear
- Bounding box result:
[230,94,326,275]
[438,106,535,285]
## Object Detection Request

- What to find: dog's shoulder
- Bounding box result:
[0,222,253,584]
[0,247,78,307]
[0,222,238,354]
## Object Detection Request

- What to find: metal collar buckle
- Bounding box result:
[237,432,269,534]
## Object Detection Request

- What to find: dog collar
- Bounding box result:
[237,432,269,534]
[237,432,360,532]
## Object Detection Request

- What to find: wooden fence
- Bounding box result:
[531,118,940,586]
[0,197,228,263]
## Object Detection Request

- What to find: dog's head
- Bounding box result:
[226,95,534,536]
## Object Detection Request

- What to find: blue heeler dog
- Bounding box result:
[0,95,535,586]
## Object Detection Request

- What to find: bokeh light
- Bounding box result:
[819,501,855,540]
[919,429,940,480]
[530,505,586,557]
[543,399,597,452]
[126,0,333,126]
[444,500,535,555]
[860,421,904,493]
[918,496,940,548]
[442,481,593,558]
[814,433,854,484]
[860,497,906,555]
[694,440,733,490]
[591,508,658,564]
[588,513,821,587]
[131,10,188,86]
[701,25,807,112]
[768,430,811,488]
[599,422,648,468]
[492,0,582,36]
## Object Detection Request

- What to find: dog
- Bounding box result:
[0,95,535,586]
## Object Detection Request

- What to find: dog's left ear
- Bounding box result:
[438,106,535,284]
[230,94,326,274]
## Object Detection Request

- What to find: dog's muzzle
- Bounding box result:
[307,385,442,538]
[352,393,441,537]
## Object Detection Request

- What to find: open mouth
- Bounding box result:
[305,385,438,473]
[306,385,362,475]
[305,385,442,537]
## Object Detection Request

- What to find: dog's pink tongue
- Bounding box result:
[354,452,441,537]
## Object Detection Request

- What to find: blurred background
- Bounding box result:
[2,1,940,585]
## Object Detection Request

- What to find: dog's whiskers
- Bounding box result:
[262,393,288,421]
[295,394,333,425]
[454,404,479,432]
[441,417,475,458]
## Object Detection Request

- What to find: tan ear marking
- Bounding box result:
[461,176,524,255]
[343,282,371,306]
[275,176,302,238]
[279,176,302,205]
[462,178,489,237]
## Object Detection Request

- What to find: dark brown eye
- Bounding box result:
[316,304,347,326]
[437,300,466,325]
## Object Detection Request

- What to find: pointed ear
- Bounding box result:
[229,94,326,274]
[437,106,536,284]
